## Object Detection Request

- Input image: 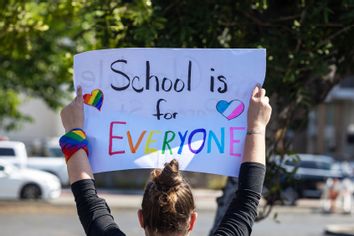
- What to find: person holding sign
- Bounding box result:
[59,84,271,236]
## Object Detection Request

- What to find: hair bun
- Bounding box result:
[142,159,195,233]
[152,159,183,192]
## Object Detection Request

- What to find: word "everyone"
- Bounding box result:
[109,121,245,157]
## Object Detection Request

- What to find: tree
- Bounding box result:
[0,1,76,129]
[0,0,166,129]
[1,0,354,224]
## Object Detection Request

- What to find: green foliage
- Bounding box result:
[1,0,353,131]
[0,0,354,218]
[0,0,166,130]
[0,0,75,129]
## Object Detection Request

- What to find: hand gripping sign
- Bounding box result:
[74,48,266,177]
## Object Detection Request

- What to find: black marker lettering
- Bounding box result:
[132,76,144,93]
[146,61,159,91]
[111,59,130,91]
[187,60,192,91]
[152,98,178,120]
[162,77,173,92]
[174,79,185,92]
[210,68,215,92]
[152,98,166,120]
[217,75,227,93]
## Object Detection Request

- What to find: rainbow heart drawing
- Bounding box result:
[216,99,244,120]
[83,89,104,111]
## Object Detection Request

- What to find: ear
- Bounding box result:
[188,211,198,232]
[137,209,145,228]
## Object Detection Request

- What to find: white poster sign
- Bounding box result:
[74,48,266,177]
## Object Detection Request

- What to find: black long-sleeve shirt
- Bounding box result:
[71,162,265,236]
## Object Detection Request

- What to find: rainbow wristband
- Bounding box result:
[59,128,89,163]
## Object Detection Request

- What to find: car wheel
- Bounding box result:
[281,187,298,206]
[20,184,41,200]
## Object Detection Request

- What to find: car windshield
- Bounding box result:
[300,161,331,170]
[285,159,332,170]
[0,148,15,156]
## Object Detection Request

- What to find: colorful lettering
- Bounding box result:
[144,130,161,154]
[127,130,147,153]
[207,128,225,153]
[108,121,246,158]
[177,131,188,154]
[109,121,127,155]
[229,127,245,157]
[162,131,176,154]
[188,128,207,154]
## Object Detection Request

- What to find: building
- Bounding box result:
[306,76,354,160]
[0,97,64,154]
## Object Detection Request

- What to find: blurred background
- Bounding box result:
[1,0,354,235]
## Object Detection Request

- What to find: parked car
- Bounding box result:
[276,154,342,205]
[41,137,63,158]
[0,141,69,185]
[0,160,61,200]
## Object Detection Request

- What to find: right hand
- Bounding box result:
[247,85,272,132]
[60,86,84,133]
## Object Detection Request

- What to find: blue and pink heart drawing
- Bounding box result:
[216,99,245,120]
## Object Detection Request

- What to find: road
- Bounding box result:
[0,192,353,236]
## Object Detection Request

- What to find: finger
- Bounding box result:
[75,86,83,104]
[77,86,82,97]
[252,85,260,97]
[260,88,266,98]
[263,96,269,104]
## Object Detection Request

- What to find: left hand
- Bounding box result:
[60,86,84,132]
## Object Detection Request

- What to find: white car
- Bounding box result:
[0,141,69,185]
[0,160,61,200]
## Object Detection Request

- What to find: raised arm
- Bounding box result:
[60,87,93,184]
[214,85,271,236]
[60,87,124,236]
[243,85,271,165]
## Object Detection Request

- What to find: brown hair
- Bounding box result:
[141,159,195,235]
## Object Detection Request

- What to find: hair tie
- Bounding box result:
[59,128,89,162]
